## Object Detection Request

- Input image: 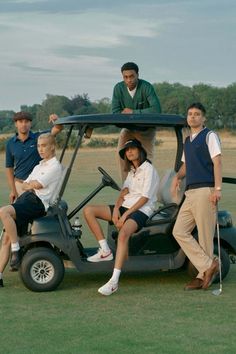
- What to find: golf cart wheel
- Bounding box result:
[187,245,230,282]
[20,247,65,292]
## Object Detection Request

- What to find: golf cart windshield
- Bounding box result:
[54,113,187,204]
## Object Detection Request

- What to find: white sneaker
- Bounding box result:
[87,248,113,262]
[98,280,118,296]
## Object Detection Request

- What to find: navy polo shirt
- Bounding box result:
[5,130,48,180]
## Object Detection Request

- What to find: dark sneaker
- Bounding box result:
[10,250,22,271]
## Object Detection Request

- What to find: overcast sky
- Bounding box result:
[0,0,235,111]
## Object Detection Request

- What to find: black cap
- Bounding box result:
[13,111,32,122]
[119,139,147,160]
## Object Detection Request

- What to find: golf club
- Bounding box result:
[212,204,222,296]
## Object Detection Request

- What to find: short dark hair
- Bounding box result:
[187,102,206,115]
[13,111,32,121]
[121,62,139,74]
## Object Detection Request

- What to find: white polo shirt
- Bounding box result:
[122,160,159,216]
[25,156,63,210]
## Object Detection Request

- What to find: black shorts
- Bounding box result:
[12,191,46,236]
[109,205,148,232]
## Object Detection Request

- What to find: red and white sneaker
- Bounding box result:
[87,248,113,262]
[98,280,118,296]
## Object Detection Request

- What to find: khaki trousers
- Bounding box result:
[173,187,216,279]
[117,128,156,181]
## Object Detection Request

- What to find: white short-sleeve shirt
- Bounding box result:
[25,156,63,210]
[122,160,159,216]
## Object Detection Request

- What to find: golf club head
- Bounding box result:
[212,288,222,296]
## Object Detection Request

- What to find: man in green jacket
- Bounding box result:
[112,62,161,180]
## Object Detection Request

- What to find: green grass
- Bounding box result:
[1,266,236,353]
[0,143,236,354]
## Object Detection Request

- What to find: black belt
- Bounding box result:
[186,183,214,190]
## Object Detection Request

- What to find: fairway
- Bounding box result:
[0,131,236,354]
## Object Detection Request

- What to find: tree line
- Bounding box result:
[0,82,236,134]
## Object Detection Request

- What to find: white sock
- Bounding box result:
[0,272,2,280]
[11,242,20,252]
[110,268,121,284]
[99,239,110,253]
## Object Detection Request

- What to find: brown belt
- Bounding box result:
[15,178,24,183]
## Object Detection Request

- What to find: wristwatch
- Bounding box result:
[215,187,222,191]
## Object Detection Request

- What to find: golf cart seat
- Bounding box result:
[146,169,185,226]
[47,166,69,214]
[108,169,186,255]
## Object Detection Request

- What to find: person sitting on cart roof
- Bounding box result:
[0,133,63,278]
[83,138,159,296]
[112,62,161,182]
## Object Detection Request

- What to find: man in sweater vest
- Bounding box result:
[172,102,222,290]
[112,62,161,181]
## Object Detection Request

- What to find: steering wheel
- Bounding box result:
[98,167,121,191]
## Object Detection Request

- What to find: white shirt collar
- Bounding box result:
[39,156,57,165]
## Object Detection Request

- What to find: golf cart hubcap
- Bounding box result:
[30,260,55,284]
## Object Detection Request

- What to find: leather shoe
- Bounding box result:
[184,278,203,291]
[0,279,3,287]
[10,250,22,271]
[202,258,219,289]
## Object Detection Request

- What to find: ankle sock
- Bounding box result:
[11,242,20,252]
[99,239,110,253]
[110,268,121,284]
[0,272,2,280]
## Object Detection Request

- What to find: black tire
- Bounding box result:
[20,247,65,292]
[187,244,230,282]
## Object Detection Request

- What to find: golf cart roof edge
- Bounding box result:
[55,113,187,127]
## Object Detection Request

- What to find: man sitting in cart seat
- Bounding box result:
[83,139,159,296]
[0,133,63,278]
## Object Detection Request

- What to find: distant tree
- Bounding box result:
[0,110,15,133]
[222,83,236,129]
[34,94,71,130]
[1,83,236,134]
[93,97,111,113]
[154,82,195,115]
[67,93,97,115]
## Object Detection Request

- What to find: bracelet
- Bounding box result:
[215,187,222,191]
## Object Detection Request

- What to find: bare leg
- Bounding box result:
[0,232,11,273]
[98,219,138,295]
[114,219,138,270]
[83,205,112,242]
[0,206,18,244]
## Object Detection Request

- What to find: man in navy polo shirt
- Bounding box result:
[5,111,62,203]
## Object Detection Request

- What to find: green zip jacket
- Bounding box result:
[112,79,161,114]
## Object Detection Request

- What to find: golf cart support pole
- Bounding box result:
[57,124,87,203]
[212,204,223,296]
[68,181,109,220]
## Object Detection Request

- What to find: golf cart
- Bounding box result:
[17,113,236,292]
